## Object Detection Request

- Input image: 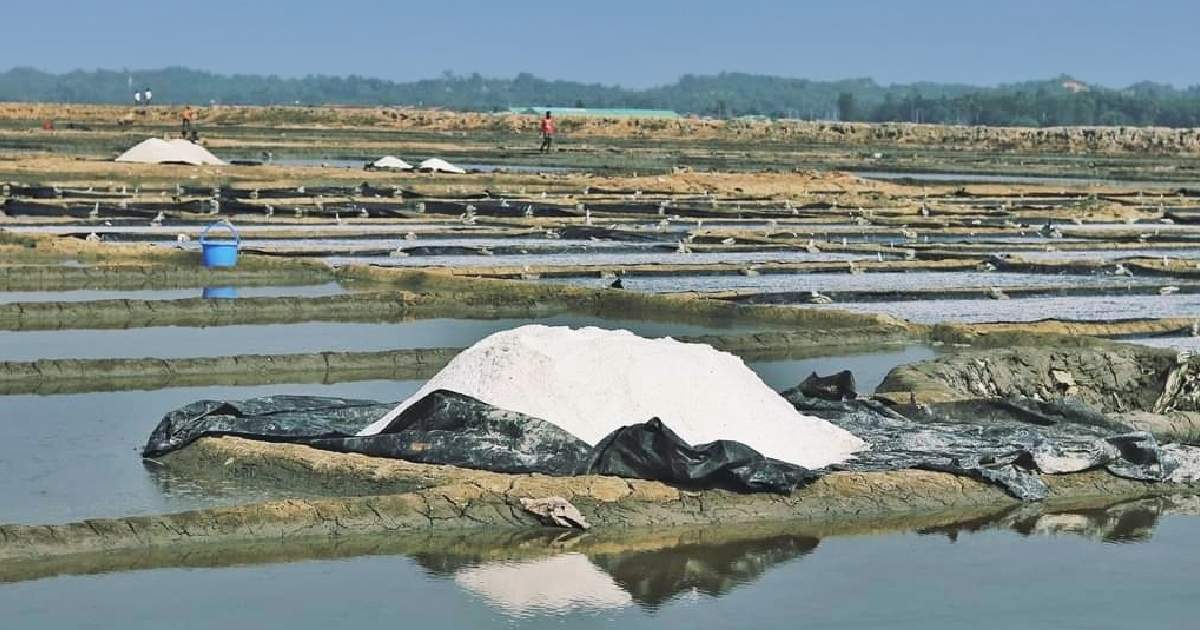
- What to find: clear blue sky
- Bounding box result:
[3,0,1195,88]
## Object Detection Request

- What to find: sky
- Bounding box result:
[2,0,1196,88]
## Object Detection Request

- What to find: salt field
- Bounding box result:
[529,271,1169,293]
[7,38,1200,628]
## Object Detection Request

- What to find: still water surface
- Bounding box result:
[1,499,1195,629]
[0,315,758,361]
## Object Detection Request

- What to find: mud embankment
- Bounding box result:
[6,495,1189,585]
[0,291,558,331]
[2,435,1193,563]
[876,340,1200,441]
[0,264,334,291]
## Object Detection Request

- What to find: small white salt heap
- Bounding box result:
[360,325,864,469]
[418,158,467,174]
[370,156,413,170]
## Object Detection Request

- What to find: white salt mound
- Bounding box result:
[360,325,865,469]
[371,156,413,170]
[115,138,226,166]
[418,157,467,174]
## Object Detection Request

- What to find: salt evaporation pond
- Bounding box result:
[1126,336,1200,352]
[529,271,1157,293]
[0,282,346,304]
[0,380,421,524]
[856,169,1183,187]
[3,223,490,236]
[751,344,937,392]
[1015,248,1200,261]
[326,250,869,268]
[0,342,933,524]
[0,316,763,361]
[4,507,1197,628]
[797,293,1200,324]
[175,237,662,249]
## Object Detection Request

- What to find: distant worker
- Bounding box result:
[180,106,197,140]
[144,87,153,106]
[539,111,556,153]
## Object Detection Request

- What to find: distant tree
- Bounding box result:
[836,92,856,121]
[4,67,1200,127]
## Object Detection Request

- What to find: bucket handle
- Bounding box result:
[199,220,239,246]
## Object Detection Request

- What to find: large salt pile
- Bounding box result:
[360,325,865,468]
[115,138,226,166]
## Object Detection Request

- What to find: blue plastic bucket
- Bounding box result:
[200,221,239,268]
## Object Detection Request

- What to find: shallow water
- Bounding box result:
[0,316,756,361]
[1127,336,1200,351]
[749,344,937,392]
[3,502,1196,629]
[3,223,471,235]
[1015,248,1200,261]
[326,249,868,268]
[181,237,657,249]
[531,271,1156,293]
[856,170,1180,187]
[0,380,421,524]
[268,158,572,173]
[0,282,346,304]
[798,292,1200,324]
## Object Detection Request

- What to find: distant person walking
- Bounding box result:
[144,87,153,106]
[539,111,556,153]
[180,106,197,140]
[134,90,142,107]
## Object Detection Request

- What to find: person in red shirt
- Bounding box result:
[539,111,556,153]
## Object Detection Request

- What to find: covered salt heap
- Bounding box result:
[143,326,1200,499]
[358,326,864,468]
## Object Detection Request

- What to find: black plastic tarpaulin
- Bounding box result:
[144,390,814,493]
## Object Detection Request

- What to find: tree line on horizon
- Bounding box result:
[4,67,1200,128]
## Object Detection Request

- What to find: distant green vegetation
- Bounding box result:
[4,67,1200,127]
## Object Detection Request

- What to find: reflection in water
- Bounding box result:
[589,534,819,608]
[201,286,238,299]
[417,499,1178,616]
[430,534,820,614]
[918,498,1170,545]
[455,554,634,613]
